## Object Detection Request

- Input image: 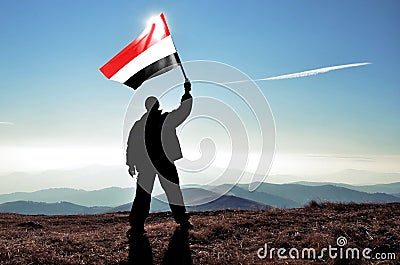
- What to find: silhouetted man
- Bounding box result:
[126,81,193,237]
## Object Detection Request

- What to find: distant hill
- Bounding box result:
[110,188,271,213]
[0,187,271,215]
[1,183,399,215]
[188,195,271,211]
[294,181,400,195]
[110,198,169,213]
[159,188,222,206]
[0,187,134,207]
[237,183,400,206]
[0,201,110,215]
[213,185,300,208]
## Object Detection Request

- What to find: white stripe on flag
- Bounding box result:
[110,36,177,83]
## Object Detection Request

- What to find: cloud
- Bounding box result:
[222,62,371,84]
[0,122,14,125]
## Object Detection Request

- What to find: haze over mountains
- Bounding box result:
[0,181,399,215]
[1,166,399,194]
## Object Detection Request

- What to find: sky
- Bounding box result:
[0,1,399,191]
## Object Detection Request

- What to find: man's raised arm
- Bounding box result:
[167,81,193,126]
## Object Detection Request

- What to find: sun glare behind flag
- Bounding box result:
[99,13,181,90]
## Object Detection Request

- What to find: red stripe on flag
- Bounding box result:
[100,13,171,79]
[159,13,170,36]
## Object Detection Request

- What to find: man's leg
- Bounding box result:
[129,170,156,235]
[157,161,190,226]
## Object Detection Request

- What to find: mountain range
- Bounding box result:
[230,182,400,207]
[2,167,399,195]
[0,201,110,215]
[0,187,133,207]
[0,181,398,215]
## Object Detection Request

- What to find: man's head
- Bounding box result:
[145,96,160,113]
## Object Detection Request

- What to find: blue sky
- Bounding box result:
[0,1,399,185]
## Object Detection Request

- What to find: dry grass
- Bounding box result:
[0,203,399,264]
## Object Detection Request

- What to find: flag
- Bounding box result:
[99,13,180,90]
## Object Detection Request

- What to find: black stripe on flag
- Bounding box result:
[124,53,181,90]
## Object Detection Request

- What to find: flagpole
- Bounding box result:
[179,62,189,82]
[176,52,190,92]
[175,52,189,82]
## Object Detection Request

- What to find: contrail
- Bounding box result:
[222,62,371,85]
[0,122,14,125]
